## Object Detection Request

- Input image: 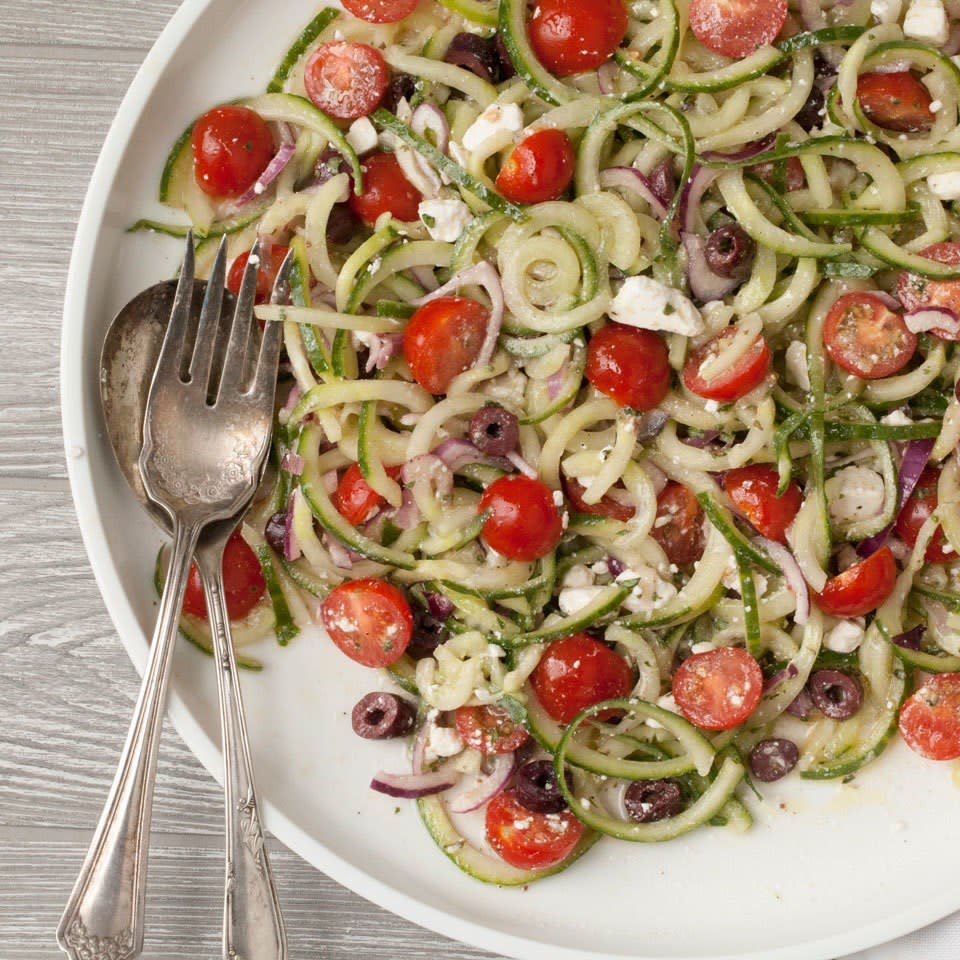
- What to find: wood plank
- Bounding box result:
[3,1,178,49]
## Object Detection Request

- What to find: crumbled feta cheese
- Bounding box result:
[418,196,472,242]
[425,725,464,762]
[607,276,705,336]
[690,640,716,655]
[930,99,943,113]
[785,340,811,392]
[561,563,595,589]
[557,585,607,616]
[880,408,913,427]
[621,565,678,615]
[345,117,379,155]
[825,619,866,653]
[927,172,960,202]
[870,0,902,23]
[647,693,681,729]
[824,466,886,525]
[903,0,949,46]
[461,103,524,154]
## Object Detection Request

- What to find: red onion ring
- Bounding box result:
[904,306,960,337]
[370,767,460,799]
[599,167,669,219]
[236,142,296,207]
[411,102,450,155]
[757,537,810,625]
[447,753,517,813]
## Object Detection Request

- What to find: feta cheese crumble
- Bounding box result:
[903,0,949,46]
[824,466,886,525]
[607,276,705,336]
[418,195,473,242]
[461,103,524,155]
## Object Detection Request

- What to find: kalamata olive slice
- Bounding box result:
[468,404,520,456]
[809,669,863,720]
[494,32,516,80]
[623,779,684,823]
[749,737,799,782]
[351,692,416,739]
[648,158,676,206]
[444,33,500,82]
[264,510,288,555]
[785,686,815,719]
[325,203,360,246]
[795,85,825,132]
[406,604,447,659]
[515,759,572,814]
[382,73,417,113]
[705,223,756,280]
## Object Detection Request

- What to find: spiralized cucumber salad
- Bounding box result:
[140,0,960,884]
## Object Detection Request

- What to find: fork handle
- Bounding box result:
[196,542,286,960]
[57,519,201,960]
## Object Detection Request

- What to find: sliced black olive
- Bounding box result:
[382,73,417,114]
[515,759,572,814]
[809,669,863,720]
[623,779,684,822]
[325,203,360,246]
[705,223,756,280]
[468,404,520,457]
[749,738,799,782]
[264,510,288,555]
[444,33,500,83]
[351,692,417,739]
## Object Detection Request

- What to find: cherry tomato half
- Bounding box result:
[485,787,584,869]
[529,633,633,724]
[899,672,960,761]
[814,546,897,618]
[454,705,530,755]
[404,296,490,395]
[563,476,635,523]
[342,0,418,23]
[227,244,291,305]
[335,463,403,526]
[681,326,771,403]
[528,0,627,77]
[321,577,413,667]
[822,292,916,380]
[586,324,671,412]
[495,129,575,205]
[897,242,960,340]
[672,646,763,731]
[894,466,954,564]
[348,151,423,225]
[478,475,563,562]
[182,529,266,621]
[191,105,275,199]
[750,156,805,192]
[856,71,934,134]
[650,482,706,566]
[688,0,788,60]
[723,465,802,544]
[304,41,389,121]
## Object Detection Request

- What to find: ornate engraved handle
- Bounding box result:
[196,540,286,960]
[58,519,202,960]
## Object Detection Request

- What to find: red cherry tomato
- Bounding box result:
[342,0,418,23]
[814,546,897,618]
[495,129,575,205]
[650,481,706,566]
[303,41,389,121]
[478,475,563,562]
[335,463,403,526]
[227,244,291,305]
[586,324,671,411]
[723,465,802,544]
[897,242,960,340]
[454,705,530,755]
[856,71,934,133]
[404,296,490,395]
[485,787,584,869]
[688,0,788,59]
[528,0,627,77]
[191,105,275,199]
[321,577,412,667]
[529,633,633,724]
[822,292,916,380]
[347,151,423,225]
[182,529,266,621]
[681,326,771,402]
[899,672,960,761]
[563,476,634,522]
[672,646,763,731]
[894,466,954,564]
[750,156,805,192]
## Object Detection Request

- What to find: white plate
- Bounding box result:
[61,2,960,958]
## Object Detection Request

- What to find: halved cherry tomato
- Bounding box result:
[856,71,934,134]
[495,129,575,204]
[723,465,802,544]
[750,156,805,192]
[485,787,584,869]
[321,577,412,667]
[335,463,403,526]
[227,244,291,305]
[894,466,954,564]
[899,672,960,761]
[672,646,763,731]
[342,0,418,23]
[563,476,634,522]
[650,482,706,566]
[529,633,633,724]
[303,41,389,121]
[681,326,771,402]
[454,705,530,755]
[478,475,563,562]
[191,105,275,199]
[347,151,422,225]
[822,292,916,379]
[814,546,897,618]
[404,296,489,394]
[585,324,671,412]
[688,0,788,59]
[527,0,627,77]
[182,529,266,621]
[897,242,960,340]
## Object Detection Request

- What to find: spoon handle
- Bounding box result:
[57,519,201,960]
[196,540,287,960]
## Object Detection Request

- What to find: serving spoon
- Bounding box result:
[95,275,286,960]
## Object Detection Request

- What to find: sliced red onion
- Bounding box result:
[395,142,443,198]
[363,332,404,373]
[506,450,538,479]
[448,753,516,813]
[701,134,775,164]
[606,555,625,577]
[680,430,721,449]
[280,451,304,476]
[904,306,960,337]
[425,591,455,619]
[870,290,902,312]
[282,383,302,413]
[635,410,669,442]
[322,469,339,494]
[765,662,800,690]
[597,60,619,96]
[547,360,570,401]
[370,767,460,799]
[785,687,815,719]
[393,488,421,530]
[678,165,717,235]
[411,102,450,155]
[757,537,809,625]
[682,233,739,303]
[324,534,361,570]
[892,625,924,650]
[283,493,302,563]
[433,437,488,472]
[236,142,296,207]
[599,167,668,219]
